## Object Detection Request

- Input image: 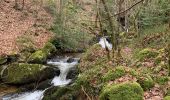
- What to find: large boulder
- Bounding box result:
[27,50,47,64]
[43,86,76,100]
[1,63,56,85]
[100,82,144,100]
[27,42,56,64]
[136,48,159,61]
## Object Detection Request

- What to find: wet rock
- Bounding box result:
[1,63,56,85]
[66,68,78,80]
[43,86,76,100]
[67,58,75,63]
[20,79,52,91]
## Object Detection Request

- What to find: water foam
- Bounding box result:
[99,37,112,50]
[2,57,79,100]
[3,90,45,100]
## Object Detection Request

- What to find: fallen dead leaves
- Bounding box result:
[0,0,53,56]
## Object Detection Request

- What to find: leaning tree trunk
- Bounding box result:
[101,0,116,62]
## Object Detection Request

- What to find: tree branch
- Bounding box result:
[113,0,144,16]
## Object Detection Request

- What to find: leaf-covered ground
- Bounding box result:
[0,0,53,56]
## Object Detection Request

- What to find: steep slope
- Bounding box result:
[0,0,53,56]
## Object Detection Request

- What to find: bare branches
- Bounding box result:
[113,0,144,16]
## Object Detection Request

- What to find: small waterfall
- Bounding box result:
[2,57,79,100]
[99,37,112,50]
[47,58,78,86]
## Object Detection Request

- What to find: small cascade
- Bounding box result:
[2,90,45,100]
[2,57,79,100]
[98,37,112,50]
[47,57,78,86]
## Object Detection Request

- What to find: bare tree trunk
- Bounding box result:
[101,0,115,62]
[125,0,129,33]
[98,3,110,60]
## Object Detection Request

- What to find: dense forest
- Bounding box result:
[0,0,170,100]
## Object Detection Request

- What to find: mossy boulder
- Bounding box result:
[136,48,159,61]
[1,63,56,84]
[27,50,47,64]
[103,66,126,82]
[43,86,76,100]
[27,42,56,64]
[0,56,7,65]
[43,42,57,54]
[100,82,144,100]
[164,96,170,100]
[137,75,154,90]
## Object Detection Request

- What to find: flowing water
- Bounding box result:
[98,37,112,50]
[2,37,110,100]
[2,57,79,100]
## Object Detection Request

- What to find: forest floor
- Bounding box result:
[0,0,54,56]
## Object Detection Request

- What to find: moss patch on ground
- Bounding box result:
[100,82,143,100]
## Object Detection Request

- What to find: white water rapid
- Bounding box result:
[2,57,79,100]
[98,37,112,50]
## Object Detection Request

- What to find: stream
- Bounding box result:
[1,37,111,100]
[2,57,79,100]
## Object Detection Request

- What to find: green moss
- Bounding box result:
[136,48,159,61]
[128,68,138,77]
[2,63,55,84]
[100,82,143,100]
[164,96,170,100]
[27,42,56,64]
[43,42,56,54]
[0,56,7,65]
[27,50,47,64]
[103,66,126,82]
[43,86,77,100]
[155,76,169,85]
[137,75,154,90]
[166,89,170,96]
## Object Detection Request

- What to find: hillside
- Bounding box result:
[0,0,53,55]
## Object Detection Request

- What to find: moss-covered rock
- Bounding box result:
[43,86,76,100]
[43,42,57,54]
[164,96,170,100]
[100,82,144,100]
[27,42,56,64]
[27,50,47,64]
[136,48,159,61]
[2,63,56,84]
[137,75,154,90]
[103,66,126,82]
[0,56,7,65]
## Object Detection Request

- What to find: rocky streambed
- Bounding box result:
[1,56,80,100]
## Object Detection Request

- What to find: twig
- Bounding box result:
[113,0,144,16]
[81,85,92,100]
